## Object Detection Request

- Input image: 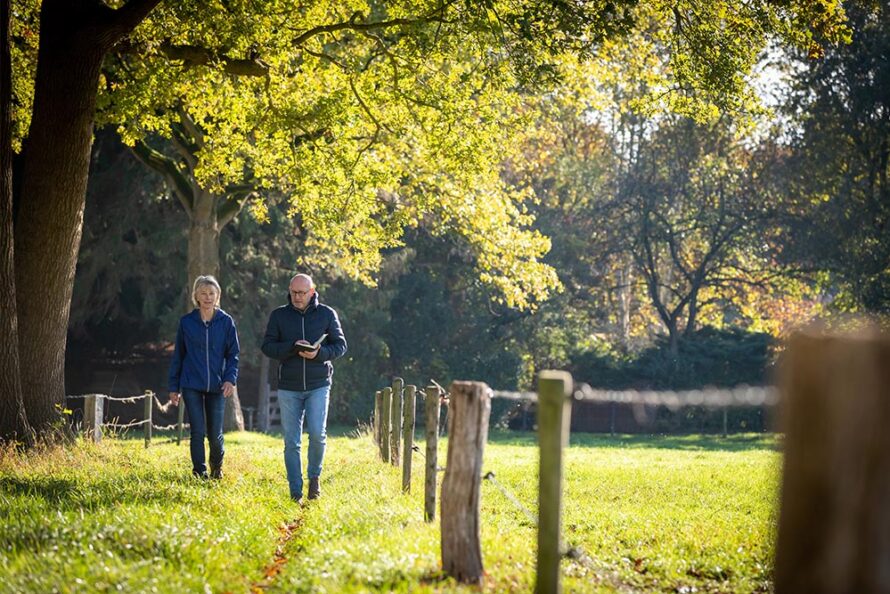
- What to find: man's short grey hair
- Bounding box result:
[290,273,315,288]
[192,275,222,307]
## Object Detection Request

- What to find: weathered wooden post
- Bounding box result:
[440,381,491,584]
[536,371,573,594]
[143,390,153,448]
[775,327,890,594]
[381,387,392,463]
[176,400,185,445]
[83,394,104,443]
[402,385,417,493]
[257,356,271,432]
[374,390,383,447]
[424,385,441,523]
[390,377,403,466]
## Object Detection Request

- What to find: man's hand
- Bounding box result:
[298,347,319,359]
[169,392,180,406]
[295,339,319,360]
[222,382,236,398]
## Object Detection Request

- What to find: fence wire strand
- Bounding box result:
[483,471,537,526]
[573,383,779,409]
[103,418,150,429]
[491,385,779,409]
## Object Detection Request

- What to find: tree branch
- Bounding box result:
[131,140,195,214]
[218,189,255,227]
[292,2,456,48]
[160,42,269,77]
[102,0,163,50]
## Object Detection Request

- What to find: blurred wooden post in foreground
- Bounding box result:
[176,400,185,445]
[440,381,490,584]
[390,377,403,465]
[143,390,152,448]
[536,371,573,594]
[83,394,104,442]
[257,356,271,432]
[775,327,890,594]
[402,384,417,492]
[381,387,392,463]
[424,385,441,522]
[374,390,383,449]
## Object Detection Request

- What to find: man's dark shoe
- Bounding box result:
[308,477,321,500]
[210,466,223,480]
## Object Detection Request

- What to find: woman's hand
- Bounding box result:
[222,382,236,398]
[169,392,181,406]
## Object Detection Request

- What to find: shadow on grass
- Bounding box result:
[486,430,780,452]
[0,469,212,509]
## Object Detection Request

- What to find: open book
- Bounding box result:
[294,333,327,353]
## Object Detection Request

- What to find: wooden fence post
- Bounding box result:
[176,400,185,445]
[536,371,573,594]
[775,328,890,594]
[381,387,392,463]
[390,377,403,466]
[83,394,104,443]
[440,381,491,584]
[144,390,153,448]
[424,386,440,523]
[257,356,271,432]
[374,390,383,447]
[402,385,417,493]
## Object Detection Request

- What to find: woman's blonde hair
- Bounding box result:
[192,275,222,307]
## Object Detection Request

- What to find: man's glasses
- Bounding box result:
[290,290,310,297]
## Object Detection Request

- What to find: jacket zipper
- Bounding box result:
[301,315,306,391]
[205,318,211,392]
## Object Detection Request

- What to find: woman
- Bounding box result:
[168,275,240,479]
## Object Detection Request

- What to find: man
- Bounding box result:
[262,274,347,502]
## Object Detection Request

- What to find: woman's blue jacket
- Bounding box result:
[168,308,240,394]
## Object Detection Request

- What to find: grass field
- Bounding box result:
[0,428,780,593]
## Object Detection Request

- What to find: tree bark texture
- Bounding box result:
[775,328,890,594]
[14,6,108,431]
[440,381,491,584]
[12,0,161,434]
[0,0,32,443]
[223,386,245,432]
[187,190,221,284]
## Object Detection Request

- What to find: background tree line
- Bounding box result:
[2,0,870,439]
[60,0,888,426]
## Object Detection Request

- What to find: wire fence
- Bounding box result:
[70,391,188,446]
[490,383,779,408]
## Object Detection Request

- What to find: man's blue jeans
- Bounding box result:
[278,385,330,499]
[182,389,225,476]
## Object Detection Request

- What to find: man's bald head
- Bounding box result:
[289,274,316,310]
[290,273,315,288]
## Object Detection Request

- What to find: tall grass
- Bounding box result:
[0,430,779,593]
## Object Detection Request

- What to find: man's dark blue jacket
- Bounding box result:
[261,292,347,391]
[168,308,240,393]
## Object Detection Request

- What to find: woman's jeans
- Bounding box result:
[182,389,225,476]
[278,385,330,499]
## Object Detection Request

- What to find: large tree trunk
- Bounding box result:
[0,0,33,444]
[187,190,221,283]
[12,0,160,434]
[616,260,633,347]
[14,7,107,432]
[187,190,243,431]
